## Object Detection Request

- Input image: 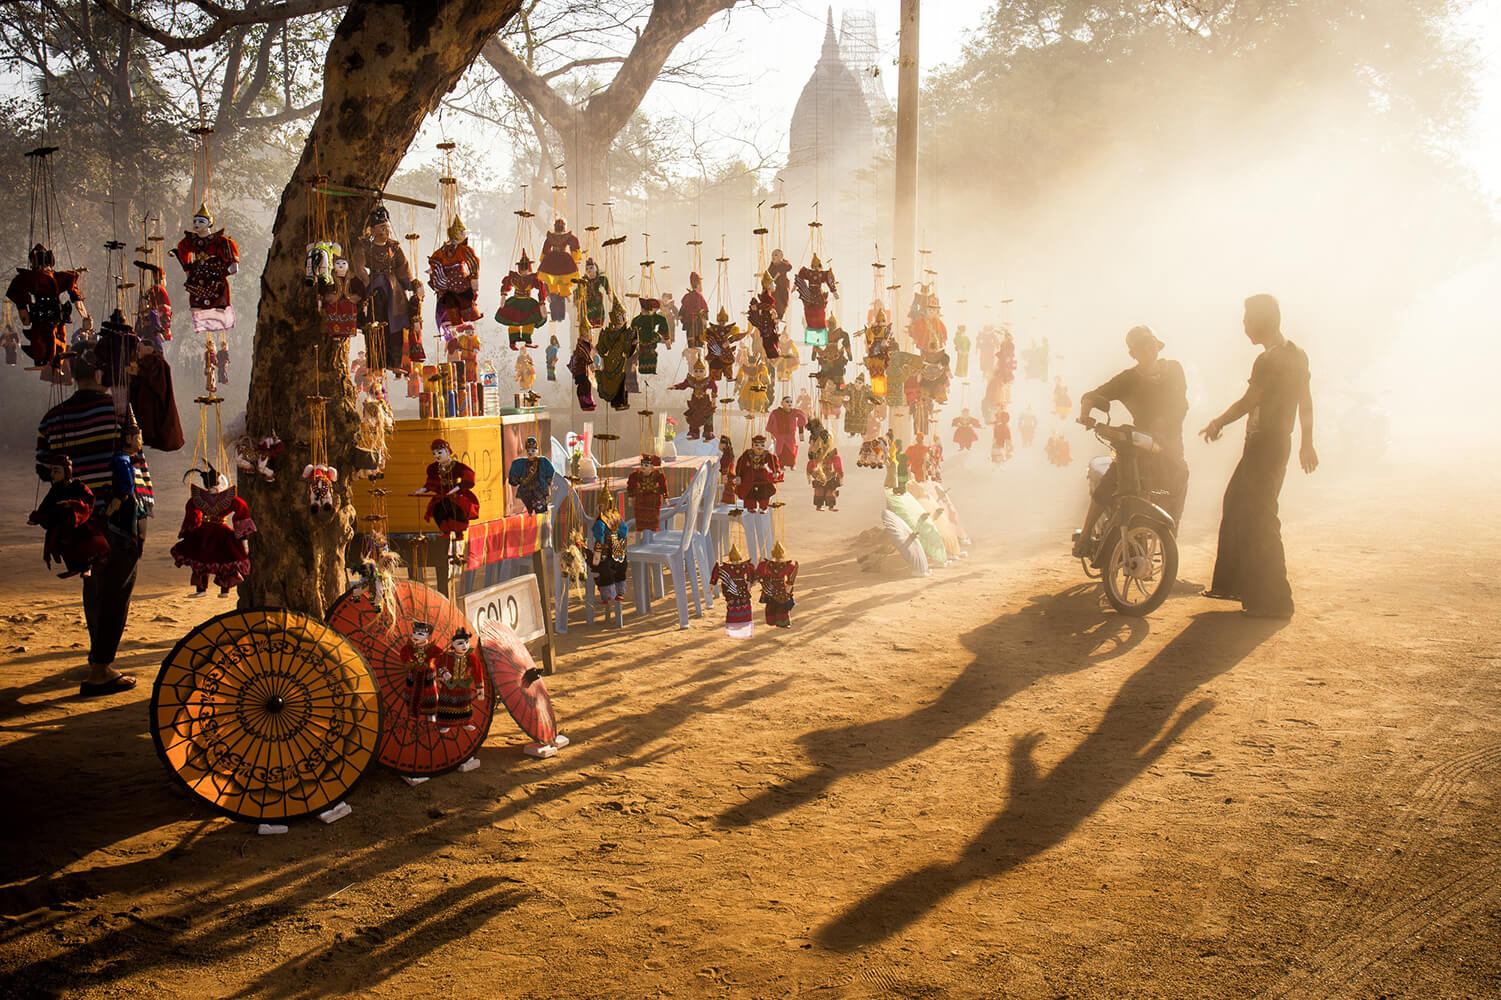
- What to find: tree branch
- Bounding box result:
[91,0,348,54]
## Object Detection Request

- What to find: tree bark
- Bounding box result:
[243,0,522,615]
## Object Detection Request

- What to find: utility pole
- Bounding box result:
[893,0,919,333]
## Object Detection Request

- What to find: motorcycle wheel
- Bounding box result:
[1103,521,1178,617]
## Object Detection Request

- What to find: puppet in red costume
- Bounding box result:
[710,543,756,638]
[718,435,738,505]
[428,214,480,338]
[495,251,547,348]
[626,454,669,532]
[170,471,256,597]
[7,243,87,372]
[735,434,783,511]
[952,408,983,451]
[757,540,798,628]
[765,248,792,318]
[670,358,716,440]
[704,306,745,381]
[537,218,581,322]
[764,395,807,467]
[804,419,844,511]
[905,433,931,484]
[434,628,486,731]
[321,256,363,340]
[173,206,239,334]
[416,438,479,537]
[794,254,837,345]
[679,271,708,350]
[747,274,780,358]
[400,621,439,722]
[29,455,109,578]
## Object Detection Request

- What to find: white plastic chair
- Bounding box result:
[626,465,708,628]
[551,478,623,632]
[656,462,720,609]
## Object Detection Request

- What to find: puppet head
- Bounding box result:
[431,438,454,466]
[770,539,786,561]
[750,433,767,455]
[771,249,785,265]
[446,214,468,244]
[810,253,822,270]
[691,358,708,378]
[585,258,599,278]
[410,620,433,647]
[609,300,626,326]
[525,435,539,457]
[553,218,567,233]
[690,271,702,291]
[27,243,54,270]
[450,628,472,654]
[780,396,793,410]
[192,204,214,236]
[639,297,659,314]
[333,257,350,278]
[516,251,533,272]
[715,306,730,324]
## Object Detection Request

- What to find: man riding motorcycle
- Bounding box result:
[1072,325,1189,556]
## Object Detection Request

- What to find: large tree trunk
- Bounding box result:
[243,0,522,615]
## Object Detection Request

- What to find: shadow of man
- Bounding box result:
[816,609,1283,952]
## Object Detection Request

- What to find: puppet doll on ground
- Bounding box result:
[765,395,807,467]
[710,543,756,639]
[679,271,709,349]
[416,438,480,561]
[794,254,837,347]
[29,455,109,578]
[626,453,669,532]
[670,358,717,440]
[574,258,611,331]
[632,297,668,375]
[718,435,738,505]
[496,251,547,349]
[765,249,792,318]
[174,206,239,335]
[747,275,780,359]
[757,540,798,628]
[952,408,983,452]
[170,469,256,597]
[321,257,363,340]
[7,243,87,376]
[590,490,629,604]
[429,214,481,339]
[704,307,745,381]
[567,327,597,410]
[805,420,844,512]
[507,436,555,514]
[545,335,560,381]
[537,218,581,322]
[434,628,486,733]
[401,621,438,723]
[594,300,636,411]
[735,434,783,511]
[352,202,422,371]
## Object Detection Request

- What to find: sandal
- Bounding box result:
[79,674,137,697]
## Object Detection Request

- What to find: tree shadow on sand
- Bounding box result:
[716,583,1150,830]
[815,609,1284,952]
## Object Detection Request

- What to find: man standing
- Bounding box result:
[35,348,150,696]
[1200,294,1317,619]
[1074,325,1189,558]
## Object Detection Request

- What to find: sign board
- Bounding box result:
[464,574,546,644]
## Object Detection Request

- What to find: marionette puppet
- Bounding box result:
[863,306,893,395]
[128,341,185,452]
[320,257,363,341]
[735,433,783,512]
[659,292,678,347]
[514,348,537,391]
[631,298,668,375]
[434,628,486,733]
[737,351,772,415]
[2,312,18,365]
[216,339,229,384]
[28,455,109,578]
[447,329,482,384]
[171,469,255,597]
[992,412,1014,465]
[134,261,172,352]
[202,333,217,393]
[952,409,983,452]
[173,206,239,334]
[765,248,792,318]
[95,309,140,394]
[496,251,547,349]
[906,284,947,352]
[794,253,837,347]
[679,270,709,348]
[428,214,481,339]
[416,438,480,546]
[1052,375,1071,420]
[710,542,756,639]
[774,328,800,383]
[811,340,848,392]
[545,335,560,381]
[765,396,807,468]
[918,347,952,406]
[105,424,153,553]
[234,433,283,482]
[353,391,393,479]
[952,324,972,379]
[926,439,945,484]
[670,359,717,440]
[975,325,998,380]
[757,540,798,628]
[538,218,581,322]
[625,453,669,533]
[507,435,555,515]
[1018,407,1038,448]
[905,433,931,485]
[747,275,780,359]
[704,306,745,381]
[559,528,590,595]
[302,463,338,514]
[805,420,843,512]
[841,374,878,440]
[351,202,421,371]
[718,434,738,505]
[590,490,629,604]
[573,258,610,331]
[594,300,636,411]
[6,243,87,375]
[400,621,439,723]
[567,328,597,410]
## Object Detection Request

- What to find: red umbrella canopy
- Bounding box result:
[151,608,382,822]
[326,579,496,777]
[479,620,557,744]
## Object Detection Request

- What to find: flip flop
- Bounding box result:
[1200,589,1240,601]
[79,674,137,698]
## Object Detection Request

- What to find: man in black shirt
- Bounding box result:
[1200,294,1317,618]
[1073,325,1190,556]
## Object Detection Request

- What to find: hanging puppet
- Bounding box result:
[710,543,756,639]
[173,206,239,334]
[765,249,792,318]
[170,469,255,597]
[590,490,629,604]
[737,349,772,415]
[447,328,482,385]
[202,334,217,393]
[918,346,952,406]
[747,274,780,359]
[234,433,284,482]
[567,326,597,411]
[303,463,338,513]
[906,283,947,352]
[992,412,1014,464]
[952,324,972,379]
[593,300,635,411]
[351,201,422,371]
[765,395,807,468]
[794,254,837,347]
[631,297,668,375]
[574,258,610,331]
[670,359,717,440]
[417,437,480,541]
[134,261,172,352]
[811,339,848,393]
[128,340,185,452]
[774,327,800,384]
[216,338,230,384]
[1,309,18,365]
[953,409,983,452]
[679,271,709,349]
[353,388,393,479]
[545,335,560,381]
[841,374,878,440]
[514,348,537,391]
[537,218,581,322]
[95,309,140,392]
[434,628,486,733]
[805,419,843,512]
[704,306,744,381]
[28,455,109,578]
[507,435,555,515]
[401,621,439,723]
[718,434,738,505]
[757,540,798,628]
[320,256,363,340]
[105,424,153,554]
[863,304,893,395]
[735,434,782,511]
[428,214,481,339]
[7,244,87,373]
[496,251,547,349]
[626,453,669,532]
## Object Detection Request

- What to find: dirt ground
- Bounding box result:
[2,423,1499,1000]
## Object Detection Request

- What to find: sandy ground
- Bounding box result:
[1,415,1499,1000]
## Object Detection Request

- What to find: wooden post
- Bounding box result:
[894,0,920,334]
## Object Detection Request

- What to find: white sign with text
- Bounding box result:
[464,575,545,644]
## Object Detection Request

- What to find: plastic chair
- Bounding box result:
[656,462,720,609]
[626,465,708,628]
[551,476,622,633]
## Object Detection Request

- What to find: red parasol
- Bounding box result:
[479,620,557,744]
[326,579,495,776]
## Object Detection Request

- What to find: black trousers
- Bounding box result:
[82,542,140,665]
[1211,433,1293,616]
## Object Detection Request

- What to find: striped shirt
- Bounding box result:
[35,390,129,509]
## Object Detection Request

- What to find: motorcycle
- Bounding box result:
[1071,412,1179,616]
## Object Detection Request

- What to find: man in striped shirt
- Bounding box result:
[35,348,151,696]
